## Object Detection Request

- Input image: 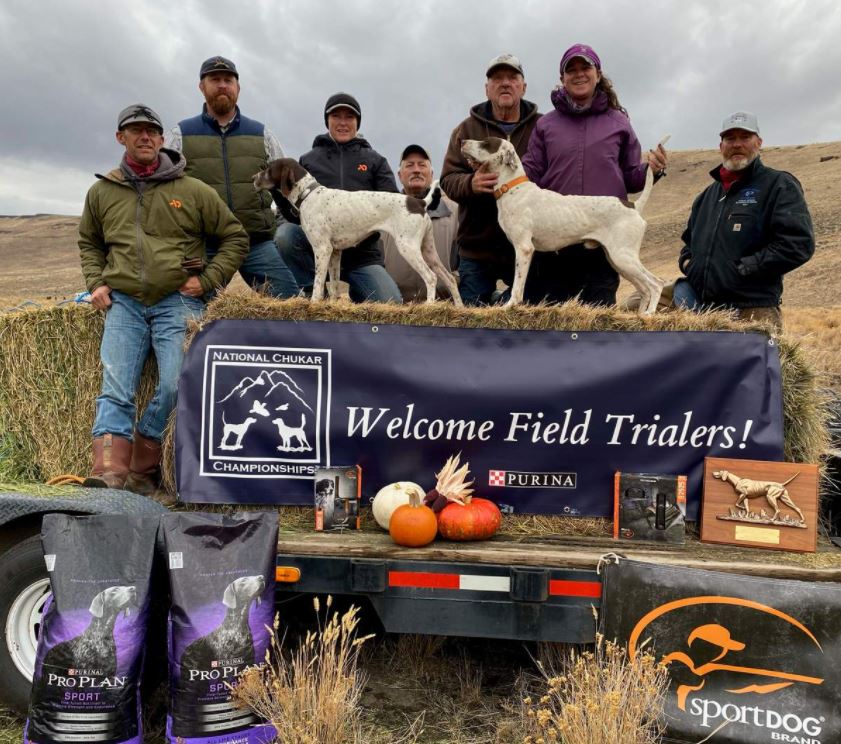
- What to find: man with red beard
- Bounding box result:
[167,56,298,298]
[674,112,814,329]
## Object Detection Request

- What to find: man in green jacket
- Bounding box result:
[79,103,248,500]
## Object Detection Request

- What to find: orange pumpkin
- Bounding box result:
[438,497,501,541]
[389,490,438,547]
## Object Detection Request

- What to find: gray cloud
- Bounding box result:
[2,0,840,214]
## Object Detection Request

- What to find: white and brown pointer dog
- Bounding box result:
[254,158,462,304]
[461,137,665,313]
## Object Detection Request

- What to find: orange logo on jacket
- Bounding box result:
[357,164,368,172]
[169,199,183,209]
[628,596,824,712]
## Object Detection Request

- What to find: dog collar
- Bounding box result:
[494,175,529,200]
[293,182,320,210]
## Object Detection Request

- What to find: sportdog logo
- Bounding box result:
[488,470,577,488]
[629,596,825,742]
[200,345,331,480]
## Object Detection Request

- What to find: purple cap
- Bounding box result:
[560,44,601,74]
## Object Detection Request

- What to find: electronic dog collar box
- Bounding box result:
[314,465,362,531]
[614,471,687,544]
[701,456,818,552]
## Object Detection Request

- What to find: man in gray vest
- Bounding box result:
[166,56,298,297]
[382,144,459,301]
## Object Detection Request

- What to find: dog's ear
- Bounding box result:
[223,581,238,609]
[89,591,105,618]
[502,145,519,171]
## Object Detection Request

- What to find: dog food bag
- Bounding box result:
[162,511,277,743]
[25,513,159,744]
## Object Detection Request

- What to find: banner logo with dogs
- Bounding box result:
[199,344,331,481]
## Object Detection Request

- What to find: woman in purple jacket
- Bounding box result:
[522,44,668,306]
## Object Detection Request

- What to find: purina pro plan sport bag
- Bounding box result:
[162,511,277,743]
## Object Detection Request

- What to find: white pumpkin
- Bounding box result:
[372,481,425,530]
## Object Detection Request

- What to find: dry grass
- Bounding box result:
[785,306,841,390]
[518,635,669,744]
[233,597,375,744]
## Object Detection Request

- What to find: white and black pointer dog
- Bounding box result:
[253,158,462,305]
[461,137,665,313]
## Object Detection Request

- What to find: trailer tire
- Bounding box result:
[0,534,49,715]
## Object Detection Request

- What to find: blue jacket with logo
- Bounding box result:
[679,157,814,308]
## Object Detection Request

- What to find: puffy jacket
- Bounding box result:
[78,149,249,306]
[178,107,275,244]
[679,157,814,308]
[521,89,647,198]
[440,100,540,263]
[299,134,398,270]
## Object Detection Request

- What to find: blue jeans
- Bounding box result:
[92,290,205,442]
[458,257,512,306]
[672,278,702,310]
[208,238,298,298]
[275,223,402,303]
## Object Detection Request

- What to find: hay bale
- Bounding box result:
[0,305,157,480]
[1,294,829,509]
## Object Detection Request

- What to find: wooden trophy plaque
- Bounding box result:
[701,457,818,553]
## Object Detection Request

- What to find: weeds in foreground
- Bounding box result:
[519,634,669,744]
[232,597,374,744]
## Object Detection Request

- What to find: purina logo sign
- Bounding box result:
[200,345,331,480]
[489,470,577,488]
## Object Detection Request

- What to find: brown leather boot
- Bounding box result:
[84,434,131,489]
[125,432,176,506]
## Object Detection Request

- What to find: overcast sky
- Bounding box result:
[2,0,840,215]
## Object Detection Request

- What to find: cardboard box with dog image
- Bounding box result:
[314,465,362,531]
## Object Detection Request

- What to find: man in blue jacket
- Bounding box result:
[674,112,814,329]
[274,92,402,303]
[166,56,298,298]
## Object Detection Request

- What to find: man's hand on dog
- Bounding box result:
[471,162,498,194]
[91,285,112,310]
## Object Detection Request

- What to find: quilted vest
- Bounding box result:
[179,108,274,243]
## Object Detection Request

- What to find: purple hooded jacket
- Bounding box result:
[521,89,648,198]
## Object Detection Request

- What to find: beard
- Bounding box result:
[723,151,758,171]
[208,92,237,117]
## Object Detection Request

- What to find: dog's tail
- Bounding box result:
[633,134,670,216]
[300,413,306,428]
[424,180,442,211]
[633,166,655,216]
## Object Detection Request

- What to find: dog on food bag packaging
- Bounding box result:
[161,511,277,743]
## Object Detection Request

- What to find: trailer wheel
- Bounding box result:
[0,534,49,714]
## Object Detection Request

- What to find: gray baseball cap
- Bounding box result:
[720,111,760,136]
[486,53,524,77]
[117,104,163,132]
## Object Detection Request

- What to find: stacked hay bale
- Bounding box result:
[0,294,829,535]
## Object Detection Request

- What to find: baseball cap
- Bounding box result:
[200,56,239,79]
[560,43,602,73]
[324,92,362,126]
[720,111,760,136]
[116,104,163,133]
[400,144,431,162]
[486,53,524,77]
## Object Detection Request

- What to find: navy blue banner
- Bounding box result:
[175,319,784,514]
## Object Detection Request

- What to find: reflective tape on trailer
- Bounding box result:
[388,570,601,597]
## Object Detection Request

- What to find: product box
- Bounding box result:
[613,472,687,544]
[314,465,362,531]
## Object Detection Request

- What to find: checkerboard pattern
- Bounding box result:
[488,470,506,487]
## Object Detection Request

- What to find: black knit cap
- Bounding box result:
[324,92,362,127]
